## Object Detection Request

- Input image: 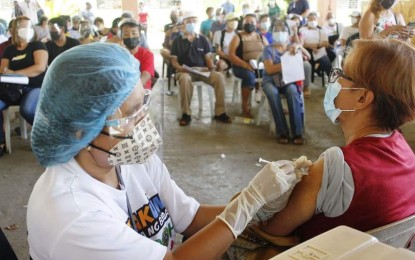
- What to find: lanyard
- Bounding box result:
[115,166,138,233]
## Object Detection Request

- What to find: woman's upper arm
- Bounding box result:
[33,49,48,71]
[0,58,9,72]
[260,157,324,236]
[359,10,375,39]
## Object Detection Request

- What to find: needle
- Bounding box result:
[258,157,271,164]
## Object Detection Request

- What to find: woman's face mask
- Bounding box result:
[227,20,238,30]
[244,23,256,33]
[308,20,318,28]
[260,21,271,31]
[272,31,289,45]
[17,27,34,42]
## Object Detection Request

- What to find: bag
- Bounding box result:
[0,83,23,106]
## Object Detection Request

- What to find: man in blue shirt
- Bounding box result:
[200,7,215,39]
[171,11,231,126]
[221,0,235,15]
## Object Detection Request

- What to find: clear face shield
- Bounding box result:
[16,19,34,42]
[79,22,92,39]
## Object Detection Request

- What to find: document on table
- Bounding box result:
[0,74,29,85]
[182,65,211,78]
[281,52,305,84]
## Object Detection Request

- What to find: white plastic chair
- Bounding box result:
[3,106,28,154]
[176,81,215,119]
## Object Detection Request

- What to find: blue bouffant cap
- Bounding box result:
[31,42,140,167]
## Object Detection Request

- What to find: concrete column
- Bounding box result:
[122,0,138,18]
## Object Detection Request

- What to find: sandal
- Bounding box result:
[179,114,192,126]
[214,113,232,123]
[293,136,304,145]
[278,135,289,144]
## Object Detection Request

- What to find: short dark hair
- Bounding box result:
[259,14,269,22]
[49,17,67,32]
[112,17,122,29]
[94,17,104,25]
[206,7,214,14]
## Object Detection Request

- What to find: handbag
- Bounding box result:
[0,83,23,106]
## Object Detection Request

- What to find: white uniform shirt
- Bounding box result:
[213,30,236,55]
[27,155,200,260]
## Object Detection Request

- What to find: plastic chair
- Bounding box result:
[176,81,215,119]
[3,106,28,154]
[366,214,415,250]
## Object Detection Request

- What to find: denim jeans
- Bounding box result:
[0,87,41,144]
[262,82,303,137]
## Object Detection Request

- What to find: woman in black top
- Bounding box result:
[0,16,48,156]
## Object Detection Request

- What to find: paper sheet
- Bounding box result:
[182,65,211,78]
[0,74,29,85]
[281,52,305,84]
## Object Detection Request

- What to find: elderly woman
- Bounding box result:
[27,42,297,259]
[0,16,48,156]
[229,13,268,117]
[260,39,415,242]
[262,20,310,145]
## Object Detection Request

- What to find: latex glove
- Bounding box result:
[217,161,300,238]
[252,156,313,223]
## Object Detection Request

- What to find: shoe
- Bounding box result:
[179,114,191,126]
[214,113,232,123]
[278,135,289,144]
[255,90,261,103]
[293,136,305,145]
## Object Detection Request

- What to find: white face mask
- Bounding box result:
[351,17,359,25]
[260,21,271,31]
[17,27,34,42]
[272,31,289,45]
[216,16,223,23]
[227,20,238,30]
[308,21,318,28]
[328,18,335,25]
[242,8,250,15]
[107,115,162,165]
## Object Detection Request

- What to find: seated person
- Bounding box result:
[228,14,268,117]
[299,12,331,79]
[68,15,81,40]
[322,12,343,63]
[170,11,231,126]
[119,19,154,90]
[257,14,272,44]
[34,15,49,43]
[210,8,227,42]
[160,10,181,63]
[260,39,415,243]
[102,17,122,43]
[339,11,361,56]
[262,20,310,145]
[94,17,110,40]
[78,20,95,44]
[46,17,80,65]
[212,12,238,72]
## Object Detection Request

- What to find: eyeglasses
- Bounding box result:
[329,68,354,83]
[104,89,151,135]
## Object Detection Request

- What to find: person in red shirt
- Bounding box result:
[119,18,154,89]
[137,1,149,37]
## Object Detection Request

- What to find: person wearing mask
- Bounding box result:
[257,14,272,44]
[237,3,251,30]
[359,0,411,40]
[0,20,14,59]
[200,7,215,39]
[68,15,81,40]
[210,8,227,43]
[212,12,238,72]
[259,38,415,247]
[81,2,95,25]
[161,10,181,61]
[221,0,235,15]
[299,12,331,80]
[322,12,343,63]
[339,11,361,55]
[170,11,232,126]
[229,14,268,117]
[262,20,309,145]
[45,17,80,65]
[0,16,48,157]
[119,18,154,90]
[34,15,49,42]
[287,0,310,26]
[78,20,94,44]
[94,17,110,41]
[26,41,304,259]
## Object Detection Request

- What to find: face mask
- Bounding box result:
[379,0,396,9]
[351,17,359,25]
[272,31,289,45]
[228,20,238,30]
[50,31,60,41]
[17,28,34,42]
[242,8,250,15]
[260,21,271,31]
[98,24,105,31]
[216,16,223,23]
[328,18,335,25]
[244,23,256,33]
[308,21,318,28]
[123,37,140,49]
[323,81,358,124]
[185,22,197,34]
[107,115,162,166]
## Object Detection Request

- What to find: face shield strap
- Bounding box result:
[100,131,133,140]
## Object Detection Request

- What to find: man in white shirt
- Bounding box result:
[19,0,39,24]
[81,2,95,25]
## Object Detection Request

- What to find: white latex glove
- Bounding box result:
[217,161,303,238]
[252,156,313,223]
